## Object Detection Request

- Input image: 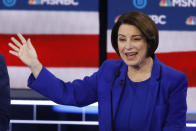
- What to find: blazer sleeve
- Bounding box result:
[163,74,188,131]
[28,62,105,107]
[0,55,10,130]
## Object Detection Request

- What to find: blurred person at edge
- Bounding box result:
[8,11,187,131]
[0,54,10,131]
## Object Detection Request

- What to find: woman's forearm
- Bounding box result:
[29,59,43,79]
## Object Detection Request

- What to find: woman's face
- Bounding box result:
[118,24,148,67]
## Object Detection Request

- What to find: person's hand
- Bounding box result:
[8,33,38,67]
[8,33,42,78]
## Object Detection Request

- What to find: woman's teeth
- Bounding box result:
[125,52,137,56]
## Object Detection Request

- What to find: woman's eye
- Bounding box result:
[133,37,142,41]
[132,36,143,41]
[118,38,126,42]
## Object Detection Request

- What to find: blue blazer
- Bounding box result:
[28,56,187,131]
[0,54,10,131]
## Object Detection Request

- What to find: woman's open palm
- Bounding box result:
[8,33,38,67]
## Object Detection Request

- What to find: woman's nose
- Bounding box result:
[125,40,132,49]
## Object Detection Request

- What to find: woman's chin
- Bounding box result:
[123,59,139,67]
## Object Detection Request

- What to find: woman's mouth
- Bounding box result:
[125,52,138,60]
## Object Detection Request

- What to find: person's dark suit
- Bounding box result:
[0,54,10,130]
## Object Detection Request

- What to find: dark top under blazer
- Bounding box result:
[28,56,188,131]
[0,54,10,131]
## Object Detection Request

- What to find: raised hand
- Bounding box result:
[8,33,38,67]
[8,33,42,78]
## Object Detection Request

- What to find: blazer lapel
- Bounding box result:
[112,62,128,120]
[145,56,162,130]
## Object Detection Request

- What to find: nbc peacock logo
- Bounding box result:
[160,0,172,7]
[28,0,41,5]
[186,16,196,25]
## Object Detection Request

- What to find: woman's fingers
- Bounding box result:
[27,38,33,49]
[8,42,20,57]
[9,50,18,57]
[17,33,27,45]
[11,37,22,48]
[8,43,20,52]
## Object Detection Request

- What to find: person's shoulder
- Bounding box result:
[98,59,123,74]
[100,59,124,70]
[160,62,187,82]
[102,59,123,66]
[158,60,188,99]
[0,54,4,59]
[96,59,124,81]
[0,54,6,64]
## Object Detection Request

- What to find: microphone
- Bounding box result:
[110,70,121,131]
[120,80,124,86]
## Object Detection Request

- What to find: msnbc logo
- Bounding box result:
[29,0,79,6]
[186,16,196,25]
[160,0,196,7]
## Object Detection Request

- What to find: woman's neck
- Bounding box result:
[127,57,153,82]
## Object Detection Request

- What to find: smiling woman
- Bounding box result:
[8,11,188,131]
[111,11,158,58]
[111,11,158,82]
[117,24,153,82]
